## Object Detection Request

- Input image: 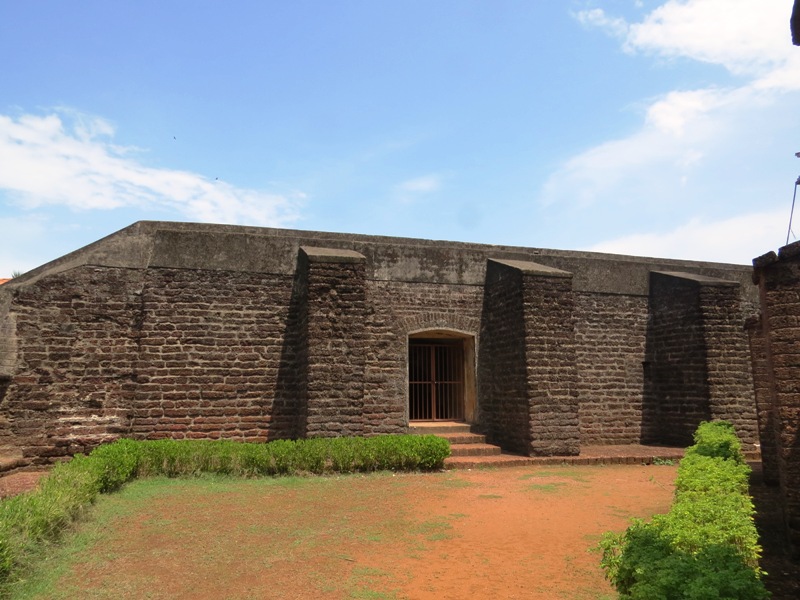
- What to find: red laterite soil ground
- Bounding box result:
[2,463,796,599]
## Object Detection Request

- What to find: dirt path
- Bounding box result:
[0,470,48,499]
[15,464,678,600]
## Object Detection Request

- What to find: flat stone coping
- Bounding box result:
[489,258,572,278]
[300,246,366,263]
[652,270,739,286]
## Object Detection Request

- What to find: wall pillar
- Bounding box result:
[298,247,367,438]
[753,244,800,553]
[745,314,780,484]
[479,259,579,456]
[643,272,757,449]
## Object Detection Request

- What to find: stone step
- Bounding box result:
[437,432,486,444]
[445,449,692,470]
[449,442,501,457]
[408,421,507,460]
[408,422,472,435]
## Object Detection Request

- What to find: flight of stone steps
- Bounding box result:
[409,421,689,469]
[408,421,533,469]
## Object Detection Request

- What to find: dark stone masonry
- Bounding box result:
[752,242,800,554]
[0,221,762,467]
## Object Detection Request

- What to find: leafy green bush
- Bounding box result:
[0,434,449,589]
[599,420,769,599]
[687,420,745,464]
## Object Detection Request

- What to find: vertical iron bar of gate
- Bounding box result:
[430,344,436,421]
[451,345,456,419]
[409,340,467,421]
[444,344,450,419]
[411,344,417,420]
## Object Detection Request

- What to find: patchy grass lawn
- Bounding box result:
[6,464,678,600]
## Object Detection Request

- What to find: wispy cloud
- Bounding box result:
[585,207,788,264]
[624,0,796,79]
[0,109,305,226]
[398,174,443,194]
[574,8,629,38]
[395,173,444,202]
[543,0,800,262]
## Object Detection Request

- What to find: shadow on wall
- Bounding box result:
[0,377,10,445]
[274,259,307,440]
[476,263,529,455]
[791,431,800,556]
[641,273,711,446]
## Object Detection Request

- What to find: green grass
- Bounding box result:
[0,435,451,593]
[526,482,568,493]
[1,454,679,599]
[4,472,470,599]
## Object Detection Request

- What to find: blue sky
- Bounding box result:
[2,0,799,275]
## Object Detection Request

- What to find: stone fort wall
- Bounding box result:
[752,242,800,553]
[0,221,759,465]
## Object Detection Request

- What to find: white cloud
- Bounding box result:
[0,110,305,226]
[540,98,720,208]
[395,174,444,203]
[574,8,629,38]
[645,88,727,136]
[546,1,800,216]
[625,0,794,79]
[586,208,788,264]
[398,174,442,194]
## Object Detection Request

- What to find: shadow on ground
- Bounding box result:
[749,463,800,600]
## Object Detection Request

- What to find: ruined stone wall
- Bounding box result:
[298,248,367,438]
[746,315,779,484]
[363,280,482,435]
[697,284,758,445]
[575,293,648,445]
[131,268,299,443]
[0,221,762,465]
[572,282,756,450]
[4,267,143,460]
[478,259,579,457]
[641,272,757,450]
[478,262,530,454]
[642,273,710,446]
[521,266,580,456]
[753,244,800,553]
[0,265,308,462]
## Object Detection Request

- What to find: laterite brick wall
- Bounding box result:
[642,272,757,450]
[575,293,648,445]
[0,221,760,466]
[478,259,579,457]
[745,315,779,484]
[478,260,530,454]
[299,248,367,437]
[363,280,482,435]
[752,243,800,553]
[5,267,143,459]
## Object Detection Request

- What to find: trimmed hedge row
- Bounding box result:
[0,434,450,589]
[600,421,769,599]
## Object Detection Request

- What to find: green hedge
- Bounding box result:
[0,434,449,589]
[599,421,769,599]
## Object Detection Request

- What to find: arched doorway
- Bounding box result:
[408,330,476,422]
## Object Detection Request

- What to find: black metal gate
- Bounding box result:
[408,340,465,421]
